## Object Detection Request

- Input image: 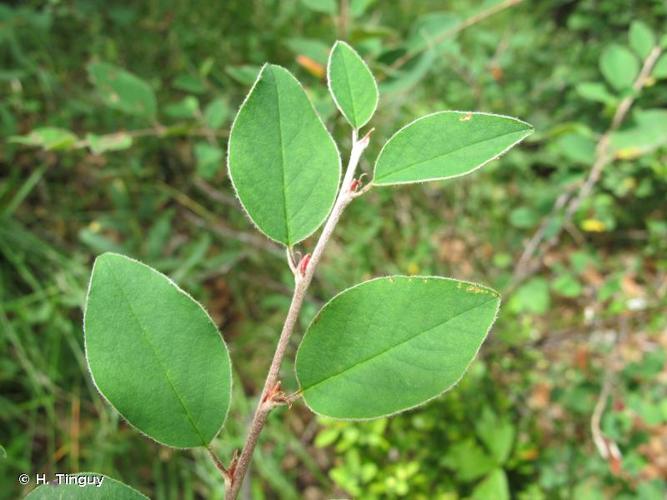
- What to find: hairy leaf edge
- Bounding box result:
[294,275,501,421]
[372,111,534,186]
[326,40,380,130]
[227,64,343,247]
[83,252,233,449]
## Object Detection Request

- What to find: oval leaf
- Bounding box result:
[373,111,533,186]
[228,64,341,246]
[295,276,500,419]
[327,41,379,128]
[26,473,147,499]
[88,62,157,119]
[599,44,639,92]
[84,253,232,448]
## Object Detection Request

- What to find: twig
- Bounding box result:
[510,45,663,289]
[224,129,372,498]
[388,0,524,73]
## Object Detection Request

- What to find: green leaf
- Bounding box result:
[471,469,510,500]
[629,21,655,59]
[86,133,133,154]
[610,109,667,157]
[194,142,223,179]
[204,97,228,129]
[295,276,500,419]
[228,64,341,246]
[476,409,515,464]
[441,439,496,481]
[10,127,78,151]
[84,253,232,448]
[327,41,379,129]
[88,62,157,119]
[652,54,667,79]
[373,112,533,186]
[575,82,617,106]
[301,0,336,14]
[25,473,147,499]
[599,44,639,91]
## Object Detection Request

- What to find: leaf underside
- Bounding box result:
[84,253,231,448]
[228,64,340,246]
[373,111,533,186]
[295,276,500,419]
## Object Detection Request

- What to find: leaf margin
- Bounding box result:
[294,274,501,421]
[372,110,534,187]
[326,40,380,129]
[83,252,233,449]
[227,63,342,247]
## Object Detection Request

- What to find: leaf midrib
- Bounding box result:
[377,127,529,181]
[270,67,292,245]
[106,265,207,445]
[301,296,496,394]
[338,50,358,126]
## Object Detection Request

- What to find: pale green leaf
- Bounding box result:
[471,469,510,500]
[652,54,667,79]
[327,41,379,128]
[629,21,655,59]
[84,253,232,448]
[194,142,223,179]
[610,109,667,157]
[302,0,336,14]
[204,97,229,129]
[228,64,341,246]
[86,133,133,154]
[88,62,157,119]
[25,473,147,499]
[295,276,500,419]
[441,439,496,481]
[10,127,78,151]
[599,44,639,91]
[476,409,515,464]
[373,111,533,186]
[575,82,617,105]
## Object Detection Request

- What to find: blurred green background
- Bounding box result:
[1,0,666,498]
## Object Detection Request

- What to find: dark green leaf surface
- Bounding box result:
[228,64,340,246]
[84,253,231,448]
[88,62,157,119]
[327,41,378,128]
[373,112,533,186]
[295,276,500,419]
[25,474,147,499]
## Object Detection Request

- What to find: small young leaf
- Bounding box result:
[471,469,510,500]
[88,62,157,119]
[302,0,337,14]
[295,276,500,419]
[194,142,223,179]
[599,44,639,91]
[373,112,533,186]
[84,253,232,448]
[228,64,340,246]
[86,133,133,154]
[10,127,78,151]
[652,54,667,79]
[26,473,147,499]
[204,97,229,129]
[327,41,379,128]
[629,21,655,59]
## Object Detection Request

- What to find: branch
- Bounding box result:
[510,45,663,289]
[224,129,371,498]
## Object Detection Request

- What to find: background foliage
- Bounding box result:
[1,0,666,498]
